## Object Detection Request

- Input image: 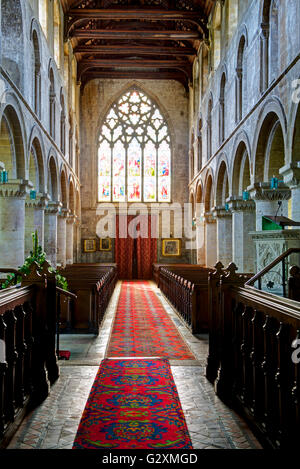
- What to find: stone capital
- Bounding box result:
[66,213,76,224]
[248,183,291,202]
[212,206,232,218]
[227,197,255,213]
[203,211,216,224]
[0,179,32,199]
[58,208,70,219]
[25,192,51,209]
[279,164,300,189]
[45,201,63,215]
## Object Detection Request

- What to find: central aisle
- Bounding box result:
[106,281,195,359]
[7,281,262,450]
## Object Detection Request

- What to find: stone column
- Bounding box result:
[0,180,30,269]
[196,212,206,266]
[57,209,69,267]
[25,194,49,257]
[213,207,232,268]
[204,212,217,268]
[66,214,75,265]
[44,202,61,268]
[228,198,256,273]
[280,165,300,224]
[249,183,291,231]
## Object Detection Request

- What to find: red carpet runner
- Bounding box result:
[72,359,192,449]
[106,281,195,360]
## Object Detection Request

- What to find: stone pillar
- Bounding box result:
[213,207,232,268]
[25,195,49,257]
[249,183,291,231]
[280,165,300,224]
[196,213,206,265]
[228,198,256,273]
[44,202,61,268]
[204,213,217,268]
[0,180,30,269]
[66,214,75,265]
[57,209,69,267]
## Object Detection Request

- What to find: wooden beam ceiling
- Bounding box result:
[65,1,213,89]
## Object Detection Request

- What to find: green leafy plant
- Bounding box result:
[1,231,68,291]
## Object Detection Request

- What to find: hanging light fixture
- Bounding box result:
[270,176,279,189]
[0,170,8,183]
[30,190,37,200]
[242,190,249,201]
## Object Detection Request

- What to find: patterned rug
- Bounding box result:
[105,281,195,360]
[72,358,192,449]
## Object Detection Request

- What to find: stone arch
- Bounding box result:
[204,170,214,212]
[60,88,66,154]
[28,137,45,194]
[232,140,251,197]
[290,100,300,166]
[28,125,46,190]
[31,22,42,117]
[219,70,227,144]
[189,190,195,217]
[0,103,26,179]
[69,178,75,214]
[1,0,24,91]
[49,67,56,139]
[215,156,230,206]
[252,101,287,183]
[48,153,58,201]
[207,94,213,160]
[261,0,280,87]
[60,167,68,208]
[236,30,247,122]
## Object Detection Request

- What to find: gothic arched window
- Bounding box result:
[98,89,171,203]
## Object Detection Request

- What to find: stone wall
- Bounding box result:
[0,0,80,269]
[79,78,191,264]
[189,0,300,272]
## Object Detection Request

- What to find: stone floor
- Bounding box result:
[7,281,262,450]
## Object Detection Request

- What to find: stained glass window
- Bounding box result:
[98,89,171,202]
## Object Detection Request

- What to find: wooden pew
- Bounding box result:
[0,262,67,448]
[60,263,117,334]
[207,262,300,449]
[157,265,213,333]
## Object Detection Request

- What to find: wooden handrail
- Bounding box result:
[56,286,77,300]
[245,248,300,287]
[0,268,19,274]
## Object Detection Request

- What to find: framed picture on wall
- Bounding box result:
[162,239,181,257]
[99,238,112,251]
[83,239,96,253]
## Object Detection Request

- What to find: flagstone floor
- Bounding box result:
[7,281,262,450]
